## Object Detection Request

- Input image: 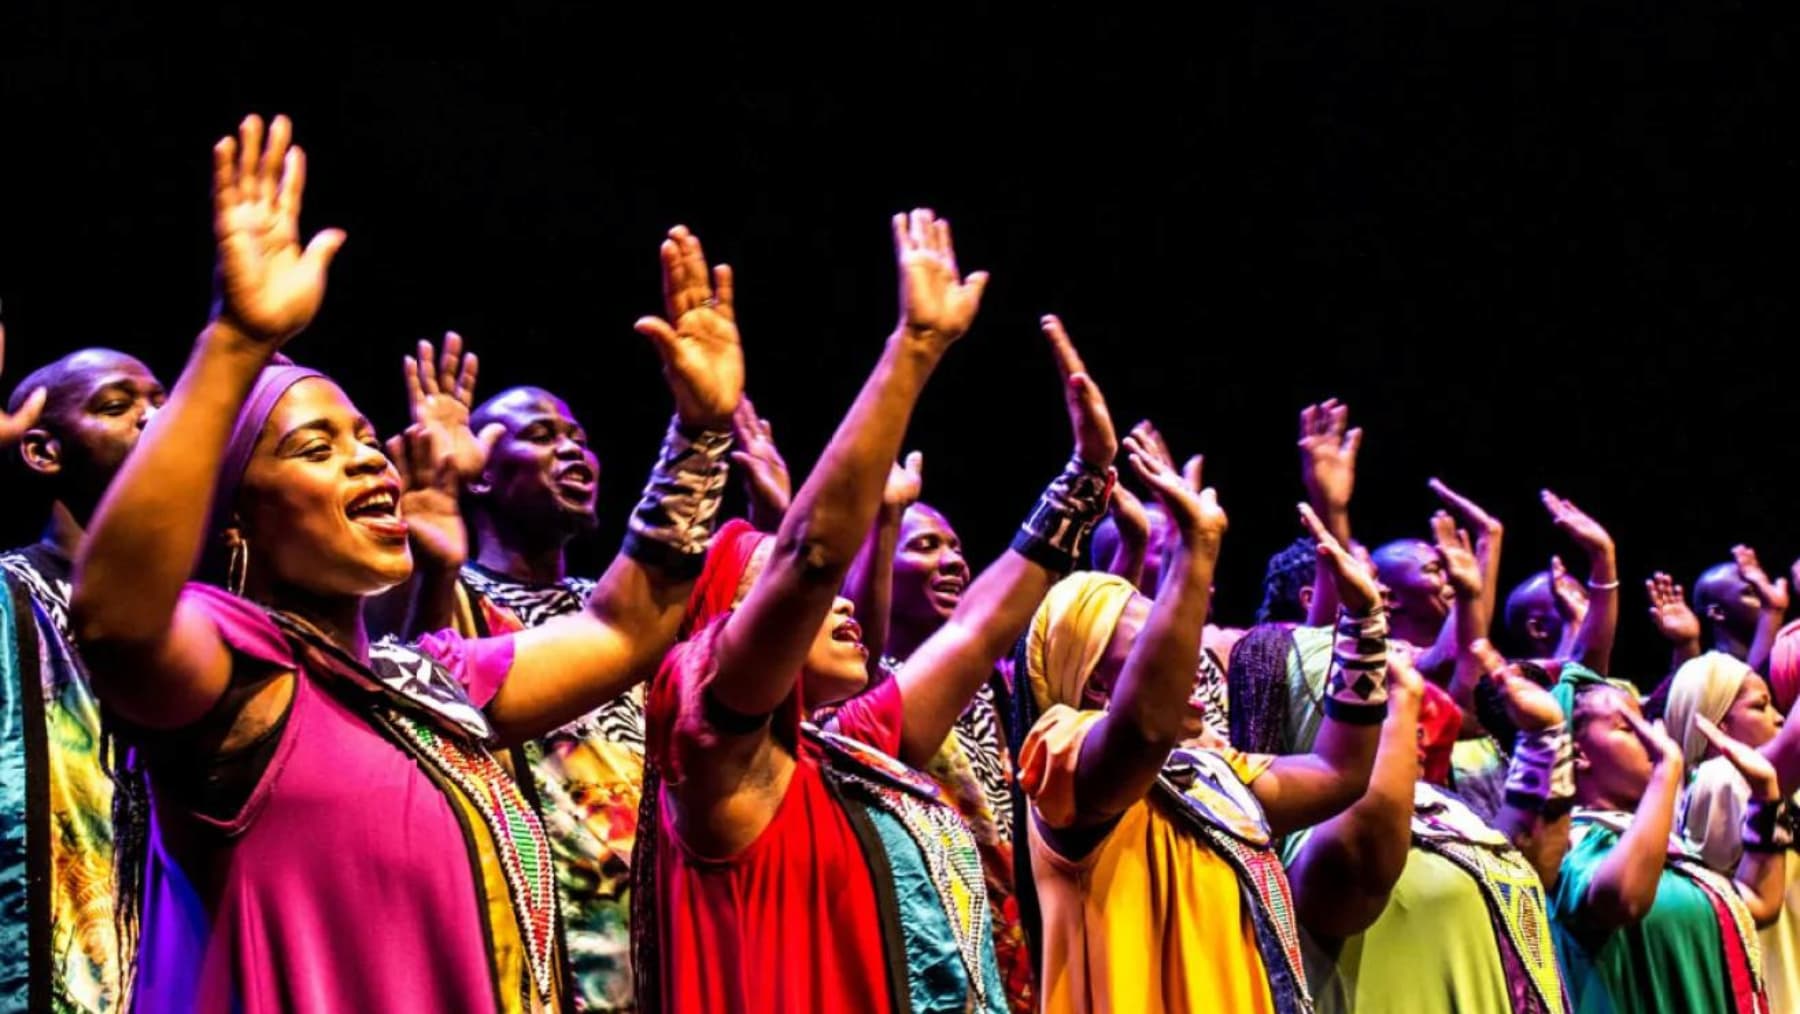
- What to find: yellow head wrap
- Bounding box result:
[1024,572,1140,712]
[1662,651,1754,772]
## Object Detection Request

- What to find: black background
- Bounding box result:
[2,3,1795,684]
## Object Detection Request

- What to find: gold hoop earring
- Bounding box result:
[227,537,249,597]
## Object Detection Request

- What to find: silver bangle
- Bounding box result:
[1586,578,1621,591]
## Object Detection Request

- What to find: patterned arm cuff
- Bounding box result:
[1323,606,1390,724]
[621,417,732,579]
[1504,726,1575,816]
[1009,455,1115,574]
[1742,796,1795,853]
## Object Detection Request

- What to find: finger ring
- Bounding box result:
[702,296,720,308]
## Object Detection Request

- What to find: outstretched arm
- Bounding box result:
[73,114,347,729]
[894,314,1117,767]
[841,452,922,677]
[1288,656,1424,941]
[1543,490,1618,674]
[1299,399,1359,628]
[1252,504,1389,837]
[489,224,748,742]
[1070,451,1222,825]
[1582,713,1683,931]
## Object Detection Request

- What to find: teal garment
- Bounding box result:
[1550,817,1739,1014]
[864,805,1007,1014]
[0,581,29,1013]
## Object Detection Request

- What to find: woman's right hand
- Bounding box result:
[211,114,347,348]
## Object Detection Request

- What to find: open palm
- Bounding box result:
[894,209,988,347]
[635,226,744,430]
[211,114,346,345]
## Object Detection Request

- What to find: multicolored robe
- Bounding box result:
[0,546,122,1013]
[458,563,644,1012]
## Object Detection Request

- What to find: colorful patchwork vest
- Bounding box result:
[807,723,1002,1013]
[1411,783,1569,1014]
[1154,747,1313,1014]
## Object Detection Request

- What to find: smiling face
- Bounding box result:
[470,387,600,539]
[891,504,971,631]
[1373,539,1453,640]
[234,378,412,600]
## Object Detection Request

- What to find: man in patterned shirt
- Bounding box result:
[454,383,644,1012]
[1,346,164,1013]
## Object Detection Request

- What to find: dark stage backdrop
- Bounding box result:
[1,3,1795,685]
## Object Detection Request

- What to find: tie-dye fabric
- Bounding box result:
[0,545,122,1013]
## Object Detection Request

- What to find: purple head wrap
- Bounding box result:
[210,355,326,539]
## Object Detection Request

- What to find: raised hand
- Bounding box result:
[1298,399,1362,517]
[1733,545,1791,615]
[1129,419,1175,473]
[1470,639,1564,733]
[1693,714,1782,801]
[1645,572,1702,645]
[1550,555,1590,625]
[885,450,924,510]
[1040,315,1117,468]
[1430,477,1504,547]
[730,396,792,528]
[0,322,47,448]
[211,114,346,346]
[388,422,470,570]
[1126,438,1223,554]
[1541,490,1615,558]
[1431,511,1482,600]
[893,209,988,349]
[1298,501,1381,615]
[634,226,745,431]
[405,331,503,482]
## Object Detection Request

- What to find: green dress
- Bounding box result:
[1287,783,1565,1014]
[1550,810,1756,1014]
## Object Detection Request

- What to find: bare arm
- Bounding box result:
[1253,504,1388,837]
[1735,545,1790,675]
[1070,452,1220,825]
[1582,714,1683,931]
[1430,478,1504,640]
[1688,716,1788,926]
[73,114,346,729]
[895,315,1118,766]
[1100,483,1150,589]
[841,453,921,676]
[1299,400,1359,628]
[1288,658,1424,940]
[1471,641,1575,888]
[1543,490,1618,674]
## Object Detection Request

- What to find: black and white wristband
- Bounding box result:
[621,417,732,579]
[1010,455,1114,574]
[1323,606,1390,724]
[1742,795,1795,854]
[1504,726,1575,816]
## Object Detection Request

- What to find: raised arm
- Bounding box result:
[1581,712,1683,931]
[486,224,747,743]
[1100,478,1151,588]
[1542,490,1618,674]
[1430,478,1504,635]
[1646,572,1703,675]
[1470,640,1573,888]
[1070,450,1221,825]
[1430,512,1489,732]
[1299,399,1359,627]
[708,211,985,719]
[730,396,793,533]
[841,452,923,677]
[1287,655,1424,941]
[0,322,48,447]
[1251,504,1388,837]
[1691,716,1787,926]
[73,114,346,728]
[893,314,1117,766]
[1734,545,1790,675]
